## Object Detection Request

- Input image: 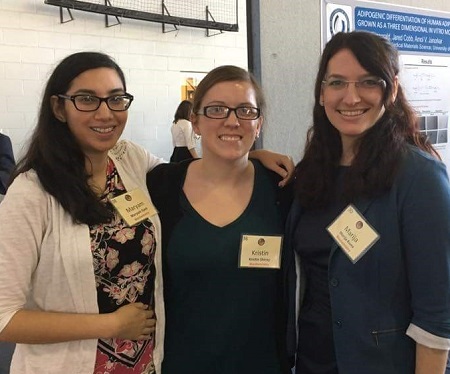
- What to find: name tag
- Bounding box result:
[239,234,283,269]
[327,204,380,264]
[109,188,158,227]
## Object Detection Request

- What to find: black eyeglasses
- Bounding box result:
[57,93,134,112]
[197,105,261,120]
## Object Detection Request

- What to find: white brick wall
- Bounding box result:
[0,0,247,161]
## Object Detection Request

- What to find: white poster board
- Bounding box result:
[321,0,450,169]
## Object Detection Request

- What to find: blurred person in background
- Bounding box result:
[170,100,199,162]
[0,133,15,196]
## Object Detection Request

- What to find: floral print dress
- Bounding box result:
[90,159,156,374]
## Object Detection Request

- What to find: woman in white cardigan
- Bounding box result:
[0,52,166,374]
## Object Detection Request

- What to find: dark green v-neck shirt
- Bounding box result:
[161,161,286,374]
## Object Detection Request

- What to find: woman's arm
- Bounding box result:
[249,149,295,187]
[0,304,155,344]
[0,173,155,344]
[401,156,450,371]
[415,344,448,374]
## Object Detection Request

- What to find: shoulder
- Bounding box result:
[2,170,49,210]
[109,139,146,160]
[404,144,444,166]
[147,159,194,201]
[147,159,193,185]
[252,159,294,221]
[0,133,12,145]
[109,139,164,172]
[251,158,292,195]
[399,145,448,183]
[177,119,192,129]
[0,133,10,142]
[10,170,43,194]
[177,119,191,126]
[395,145,450,200]
[252,159,281,186]
[0,133,13,152]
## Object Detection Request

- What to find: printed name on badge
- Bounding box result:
[327,204,380,263]
[109,188,158,226]
[239,234,283,269]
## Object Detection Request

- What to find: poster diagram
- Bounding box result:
[322,0,450,168]
[400,55,450,164]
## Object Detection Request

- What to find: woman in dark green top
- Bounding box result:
[147,65,292,374]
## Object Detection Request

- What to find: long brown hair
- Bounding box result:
[14,52,127,224]
[295,31,437,209]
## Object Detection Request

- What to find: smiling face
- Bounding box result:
[191,80,262,162]
[51,67,128,160]
[320,48,387,149]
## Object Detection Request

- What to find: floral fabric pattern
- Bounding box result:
[90,159,156,374]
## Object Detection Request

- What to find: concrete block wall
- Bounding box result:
[0,0,248,161]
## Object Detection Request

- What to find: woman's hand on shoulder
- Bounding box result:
[249,149,295,187]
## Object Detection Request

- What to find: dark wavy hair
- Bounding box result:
[192,65,266,116]
[173,100,192,123]
[295,31,436,209]
[13,52,127,225]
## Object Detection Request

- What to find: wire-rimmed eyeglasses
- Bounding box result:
[197,105,261,120]
[57,93,134,112]
[321,77,386,91]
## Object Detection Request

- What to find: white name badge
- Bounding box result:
[109,188,158,227]
[327,204,380,264]
[239,234,283,269]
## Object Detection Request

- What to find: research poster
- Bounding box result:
[321,0,450,169]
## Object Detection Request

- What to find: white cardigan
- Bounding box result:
[0,140,165,374]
